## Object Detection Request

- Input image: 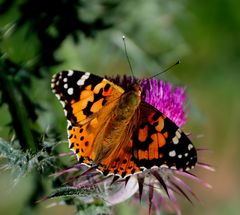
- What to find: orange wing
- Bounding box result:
[52,70,124,165]
[97,138,141,178]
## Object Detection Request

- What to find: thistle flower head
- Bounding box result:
[108,75,186,126]
[141,78,186,127]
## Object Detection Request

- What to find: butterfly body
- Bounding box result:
[94,84,141,163]
[51,70,197,178]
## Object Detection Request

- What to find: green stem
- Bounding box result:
[0,62,37,153]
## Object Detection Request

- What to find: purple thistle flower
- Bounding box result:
[108,75,186,127]
[141,78,186,127]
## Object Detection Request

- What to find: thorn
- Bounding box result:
[196,148,213,153]
[182,170,213,189]
[125,176,130,187]
[171,175,200,202]
[110,175,120,186]
[79,164,98,177]
[148,184,154,215]
[137,174,145,202]
[171,181,193,204]
[196,162,215,172]
[151,170,170,198]
[49,163,83,177]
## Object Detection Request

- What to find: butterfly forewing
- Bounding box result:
[51,70,124,126]
[51,70,124,163]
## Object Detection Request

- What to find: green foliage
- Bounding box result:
[0,138,29,177]
[47,186,101,199]
[0,137,59,181]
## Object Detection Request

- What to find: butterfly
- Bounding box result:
[51,70,197,178]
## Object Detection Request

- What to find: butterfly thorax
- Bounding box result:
[115,83,141,120]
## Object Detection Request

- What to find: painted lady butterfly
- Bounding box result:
[51,70,197,178]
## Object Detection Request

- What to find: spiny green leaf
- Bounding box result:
[47,186,101,199]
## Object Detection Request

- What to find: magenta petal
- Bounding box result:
[107,75,187,127]
[141,78,186,127]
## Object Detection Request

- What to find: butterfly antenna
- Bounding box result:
[122,36,134,77]
[150,60,181,79]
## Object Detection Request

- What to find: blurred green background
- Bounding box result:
[0,0,240,214]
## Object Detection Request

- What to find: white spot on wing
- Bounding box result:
[67,88,74,95]
[63,78,67,82]
[64,83,68,89]
[176,130,181,139]
[67,120,71,127]
[77,72,90,86]
[64,109,67,116]
[172,136,179,144]
[68,70,74,76]
[77,79,85,86]
[188,144,193,151]
[56,94,60,100]
[84,72,90,77]
[160,164,168,169]
[178,154,182,159]
[169,150,176,157]
[184,153,188,157]
[60,101,65,107]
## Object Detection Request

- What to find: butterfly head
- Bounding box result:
[128,80,142,95]
[125,81,142,106]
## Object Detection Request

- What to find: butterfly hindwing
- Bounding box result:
[97,139,141,177]
[132,101,197,171]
